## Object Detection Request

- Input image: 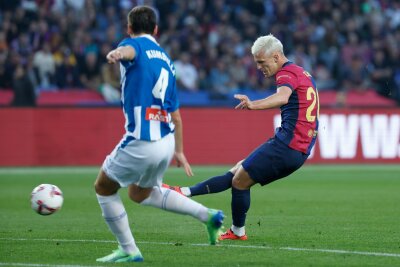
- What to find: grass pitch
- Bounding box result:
[0,165,399,267]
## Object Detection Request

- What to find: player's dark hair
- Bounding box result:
[127,6,157,35]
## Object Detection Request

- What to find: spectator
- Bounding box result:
[341,32,370,67]
[340,55,371,92]
[32,42,55,89]
[79,52,101,91]
[99,62,120,103]
[174,52,199,92]
[0,50,12,88]
[368,49,395,99]
[209,58,236,98]
[53,46,80,89]
[11,32,33,58]
[314,61,337,91]
[228,56,248,90]
[288,44,312,73]
[12,64,36,106]
[0,31,8,53]
[337,54,371,106]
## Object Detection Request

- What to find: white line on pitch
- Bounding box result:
[0,263,108,267]
[1,237,400,258]
[0,165,399,175]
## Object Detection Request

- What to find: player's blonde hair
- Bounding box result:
[251,34,284,56]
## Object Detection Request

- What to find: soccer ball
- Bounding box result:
[31,184,64,215]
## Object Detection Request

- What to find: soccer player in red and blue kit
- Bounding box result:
[164,34,320,240]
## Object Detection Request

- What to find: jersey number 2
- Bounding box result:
[152,68,169,103]
[306,86,319,122]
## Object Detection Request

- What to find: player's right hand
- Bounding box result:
[234,94,251,109]
[106,50,123,64]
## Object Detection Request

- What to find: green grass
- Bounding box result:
[0,165,399,266]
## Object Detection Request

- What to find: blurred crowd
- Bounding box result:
[1,0,400,106]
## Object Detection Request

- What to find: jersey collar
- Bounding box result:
[282,61,293,68]
[140,34,159,45]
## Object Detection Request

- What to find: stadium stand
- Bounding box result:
[0,1,399,107]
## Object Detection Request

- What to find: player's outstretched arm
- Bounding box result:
[234,86,292,110]
[106,46,136,64]
[170,109,194,177]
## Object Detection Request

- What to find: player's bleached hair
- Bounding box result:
[251,34,284,56]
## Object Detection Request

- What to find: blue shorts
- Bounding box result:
[242,137,309,186]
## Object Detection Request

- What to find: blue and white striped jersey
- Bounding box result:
[118,35,178,141]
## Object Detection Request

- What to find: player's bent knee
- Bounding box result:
[232,178,246,190]
[94,181,106,195]
[128,192,148,203]
[232,169,255,190]
[94,180,116,195]
[128,186,152,203]
[230,159,245,173]
[128,192,141,203]
[94,171,120,196]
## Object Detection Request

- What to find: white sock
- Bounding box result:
[140,187,209,223]
[96,193,139,254]
[180,187,191,197]
[231,225,246,236]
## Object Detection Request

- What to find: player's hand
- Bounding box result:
[234,94,251,109]
[174,152,194,177]
[106,50,123,64]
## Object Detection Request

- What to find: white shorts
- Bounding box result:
[102,133,175,188]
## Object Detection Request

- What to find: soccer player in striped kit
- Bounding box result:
[164,34,319,241]
[94,6,224,263]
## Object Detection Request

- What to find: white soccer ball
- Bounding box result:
[31,184,64,215]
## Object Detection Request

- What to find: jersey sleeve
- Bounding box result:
[164,80,179,112]
[118,38,140,66]
[276,70,298,91]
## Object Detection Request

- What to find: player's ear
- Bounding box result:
[127,23,133,35]
[273,52,279,63]
[153,25,158,36]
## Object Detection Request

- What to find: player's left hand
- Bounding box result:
[174,152,194,177]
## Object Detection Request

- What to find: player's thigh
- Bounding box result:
[242,138,307,186]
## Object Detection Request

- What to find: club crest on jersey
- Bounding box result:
[145,108,169,123]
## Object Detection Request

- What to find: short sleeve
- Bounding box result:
[276,70,298,91]
[118,38,139,66]
[164,80,179,112]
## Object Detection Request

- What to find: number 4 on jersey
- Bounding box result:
[152,68,169,103]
